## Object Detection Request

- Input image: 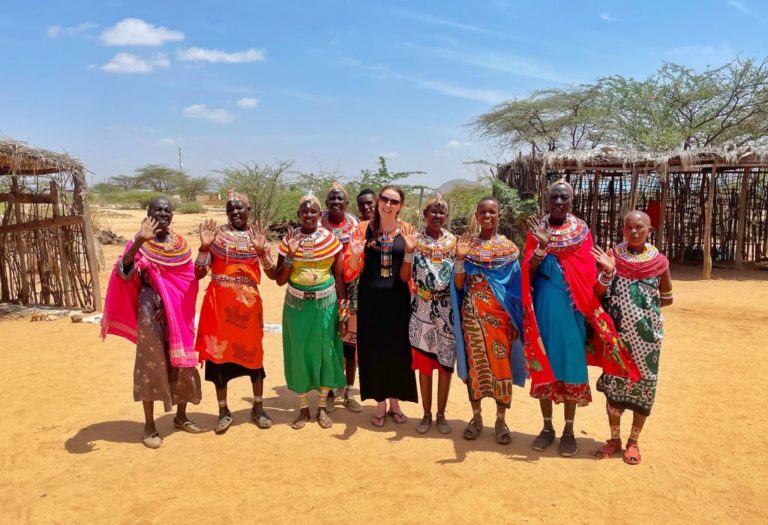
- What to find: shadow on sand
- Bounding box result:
[65,384,607,464]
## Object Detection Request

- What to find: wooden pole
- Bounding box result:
[629,165,639,211]
[10,177,30,304]
[702,165,717,279]
[417,186,425,228]
[73,171,102,311]
[50,181,74,307]
[590,171,601,235]
[734,167,750,268]
[657,166,669,254]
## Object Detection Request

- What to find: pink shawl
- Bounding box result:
[100,237,198,368]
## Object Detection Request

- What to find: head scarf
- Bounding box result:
[227,188,250,207]
[424,193,448,212]
[299,194,322,210]
[327,181,349,199]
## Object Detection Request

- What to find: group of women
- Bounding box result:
[102,180,673,465]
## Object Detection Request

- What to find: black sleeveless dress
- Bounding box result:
[356,225,418,402]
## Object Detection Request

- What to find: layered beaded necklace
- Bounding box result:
[416,228,456,264]
[539,213,589,253]
[137,230,192,266]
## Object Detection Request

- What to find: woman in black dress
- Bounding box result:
[345,185,418,427]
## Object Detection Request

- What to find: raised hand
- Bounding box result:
[403,230,418,254]
[139,217,159,242]
[286,228,301,257]
[526,216,550,247]
[349,228,365,259]
[249,222,268,257]
[456,231,472,260]
[591,246,616,274]
[199,219,218,250]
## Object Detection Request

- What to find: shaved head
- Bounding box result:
[624,210,651,226]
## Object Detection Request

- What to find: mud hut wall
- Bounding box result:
[502,162,768,266]
[0,172,96,308]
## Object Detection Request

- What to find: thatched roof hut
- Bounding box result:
[0,139,101,310]
[497,144,768,278]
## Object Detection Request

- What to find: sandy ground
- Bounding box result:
[1,207,767,524]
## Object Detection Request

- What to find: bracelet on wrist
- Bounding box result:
[454,259,465,274]
[403,252,414,263]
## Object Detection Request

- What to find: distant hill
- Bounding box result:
[437,178,481,194]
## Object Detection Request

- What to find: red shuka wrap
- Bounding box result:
[521,226,640,389]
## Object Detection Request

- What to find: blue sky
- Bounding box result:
[1,0,766,188]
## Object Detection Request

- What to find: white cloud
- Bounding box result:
[236,97,260,108]
[182,104,235,124]
[727,1,751,14]
[404,43,568,83]
[100,52,170,74]
[391,8,510,39]
[340,58,512,104]
[176,47,265,63]
[47,22,99,38]
[99,18,184,46]
[599,13,618,22]
[444,139,472,149]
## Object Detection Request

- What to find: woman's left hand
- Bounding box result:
[591,246,615,274]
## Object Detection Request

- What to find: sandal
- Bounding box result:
[387,410,408,424]
[325,392,337,413]
[370,414,386,428]
[623,442,642,465]
[214,413,233,435]
[594,438,623,459]
[142,432,162,449]
[462,417,482,440]
[415,415,431,434]
[495,421,513,445]
[173,418,204,434]
[532,428,556,451]
[317,409,333,429]
[435,414,451,435]
[291,412,310,430]
[251,409,273,429]
[559,433,578,457]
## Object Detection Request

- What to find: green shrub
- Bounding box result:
[176,201,206,214]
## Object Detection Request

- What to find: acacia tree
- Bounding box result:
[133,164,187,193]
[472,85,608,154]
[474,56,768,152]
[217,161,293,225]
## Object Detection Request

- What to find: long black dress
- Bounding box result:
[356,224,418,402]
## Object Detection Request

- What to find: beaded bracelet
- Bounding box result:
[597,269,616,286]
[403,252,414,263]
[284,257,294,267]
[454,259,465,274]
[260,256,274,269]
[194,251,210,268]
[533,246,547,260]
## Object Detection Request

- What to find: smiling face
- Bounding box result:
[377,188,402,219]
[424,203,448,232]
[297,200,321,232]
[226,199,250,230]
[325,189,347,217]
[547,183,573,221]
[475,199,499,233]
[147,197,173,233]
[623,211,652,249]
[357,192,375,221]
